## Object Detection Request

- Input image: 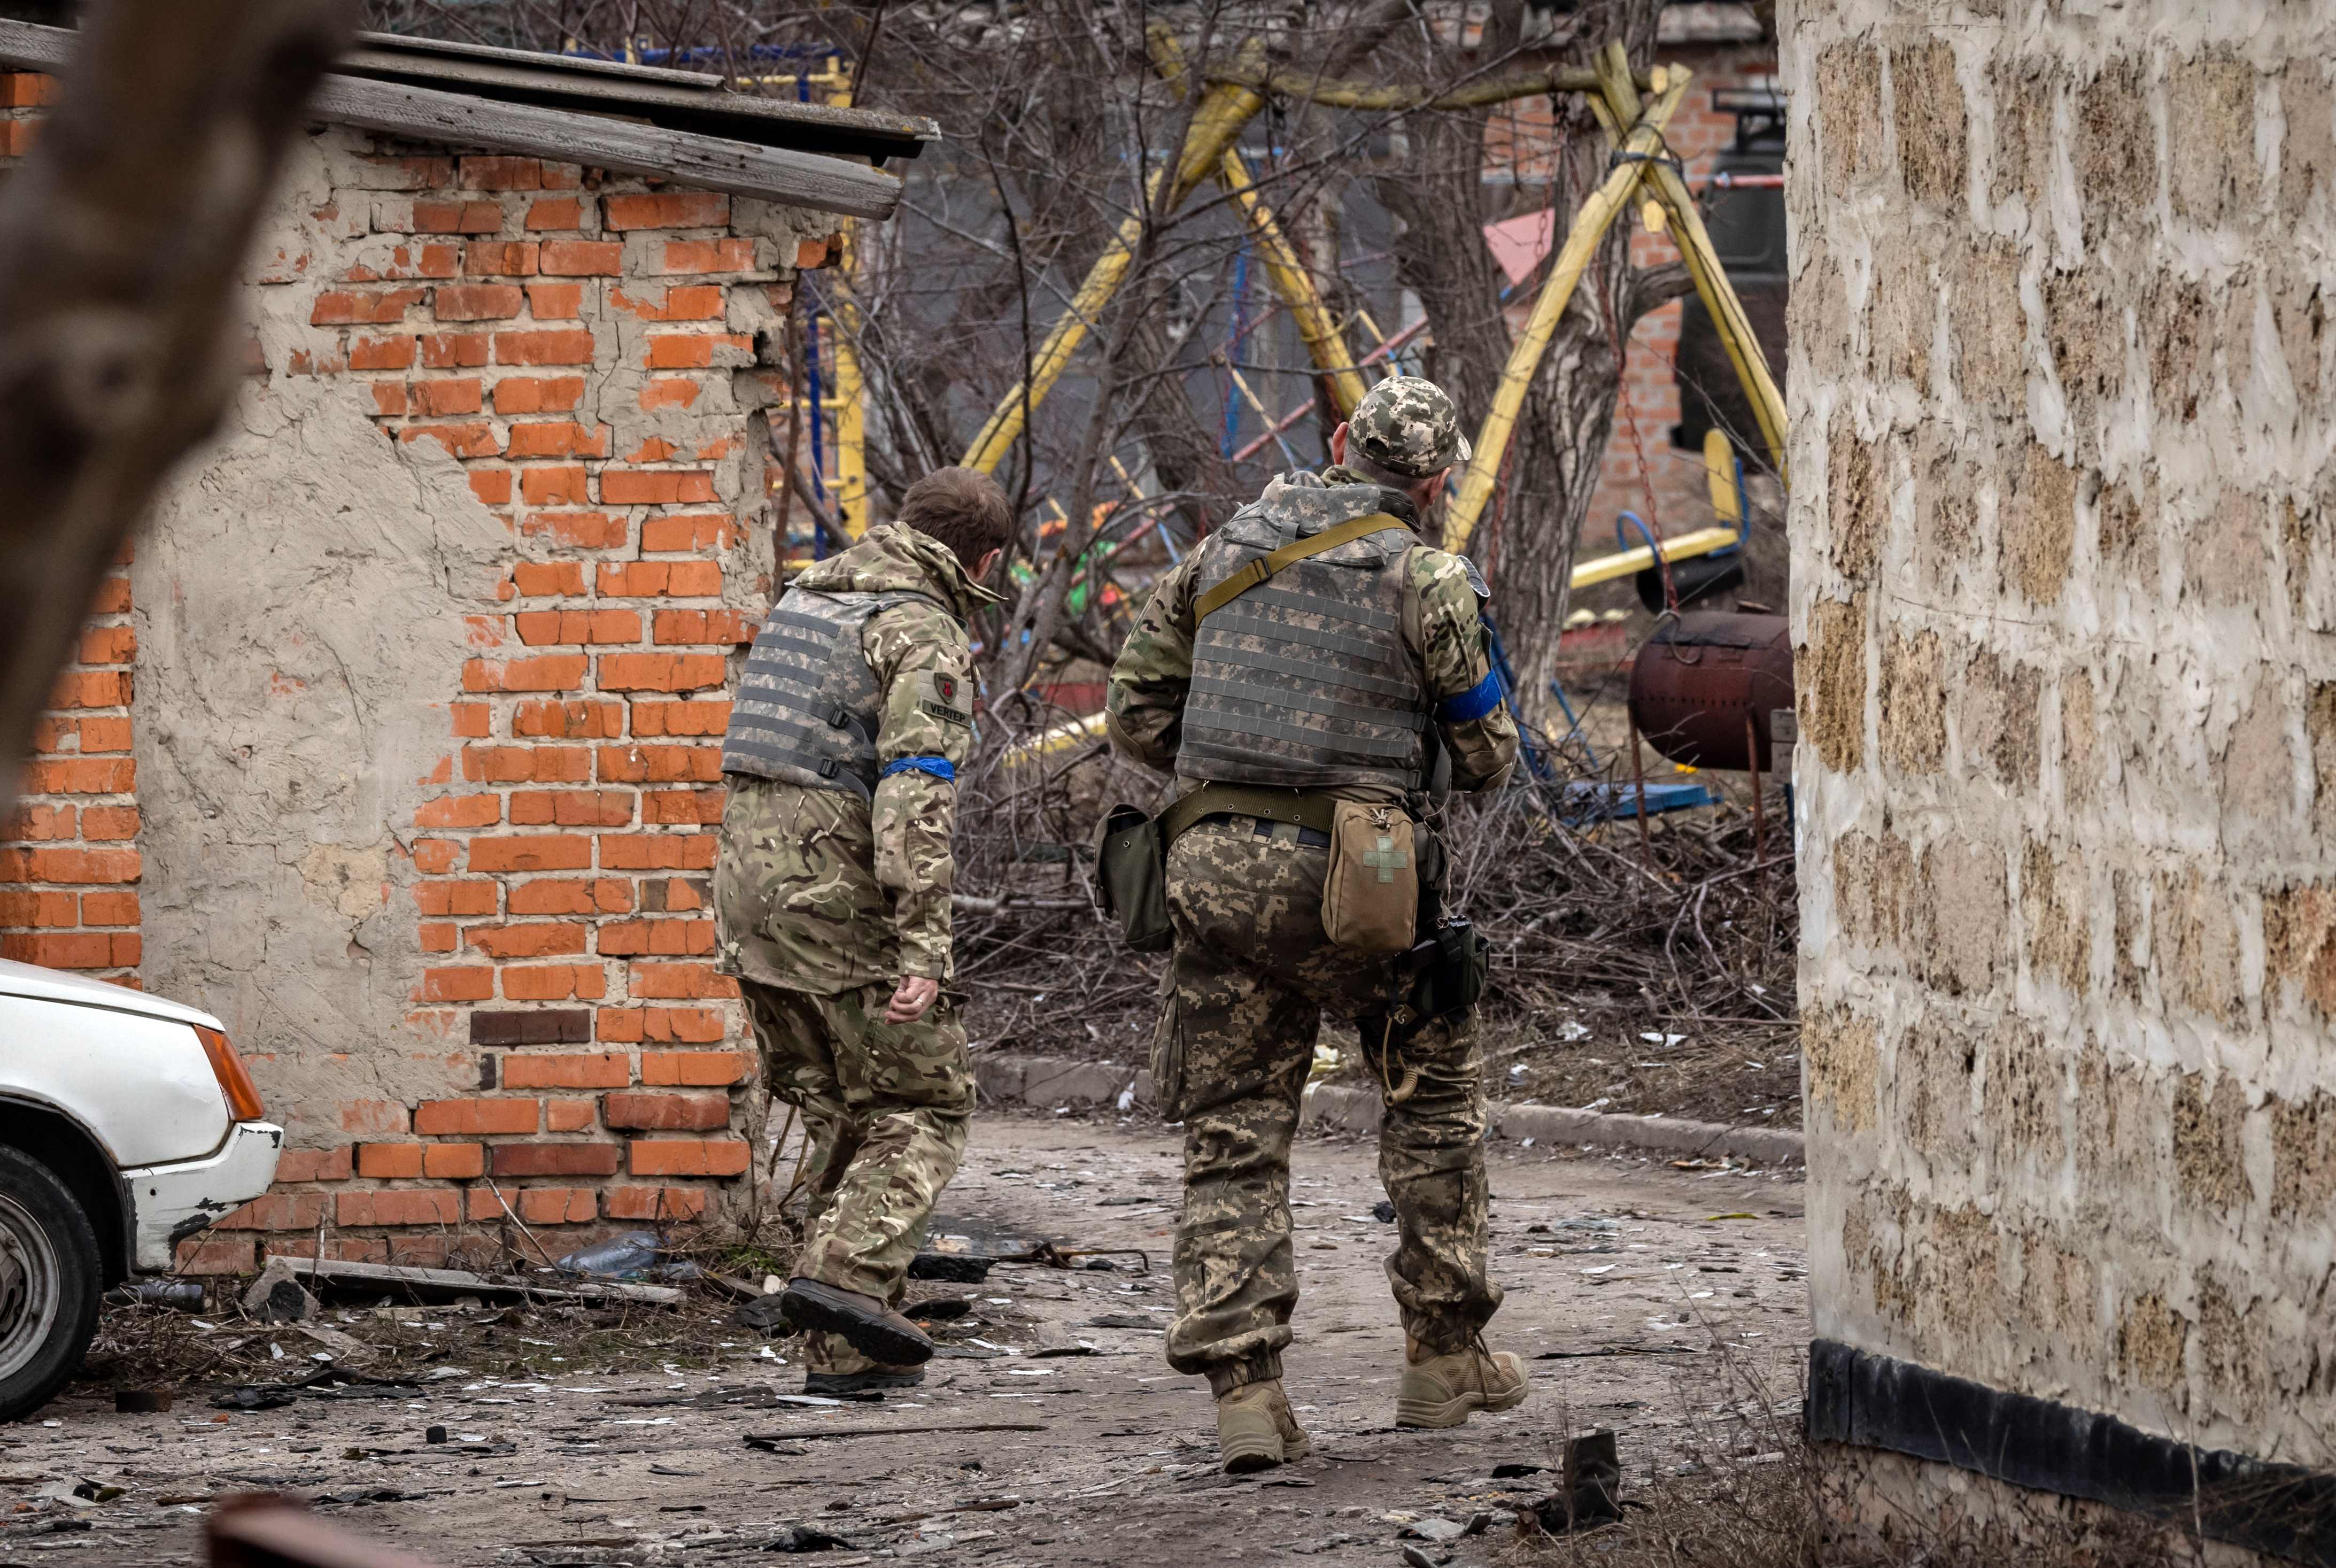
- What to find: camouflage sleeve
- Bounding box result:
[1410,547,1519,793]
[865,601,978,981]
[1104,544,1208,774]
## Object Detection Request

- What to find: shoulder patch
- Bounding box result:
[918,669,973,728]
[1461,554,1490,599]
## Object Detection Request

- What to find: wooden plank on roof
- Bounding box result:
[355,29,725,88]
[0,19,70,72]
[0,20,933,168]
[310,73,903,219]
[337,42,936,163]
[0,21,902,220]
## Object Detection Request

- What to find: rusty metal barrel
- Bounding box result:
[1625,612,1794,772]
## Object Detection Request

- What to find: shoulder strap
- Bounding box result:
[1194,513,1402,622]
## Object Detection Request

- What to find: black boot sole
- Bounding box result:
[780,1279,934,1366]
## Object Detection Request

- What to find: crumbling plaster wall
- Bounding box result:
[1784,0,2336,1501]
[120,123,820,1242]
[133,375,508,1137]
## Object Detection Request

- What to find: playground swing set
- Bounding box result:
[797,33,1792,814]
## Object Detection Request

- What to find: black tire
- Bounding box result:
[0,1144,100,1424]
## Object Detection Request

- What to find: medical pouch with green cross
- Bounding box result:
[1321,800,1420,953]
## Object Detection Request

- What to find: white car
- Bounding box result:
[0,960,281,1419]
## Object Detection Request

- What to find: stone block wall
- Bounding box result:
[1784,0,2336,1530]
[0,75,839,1269]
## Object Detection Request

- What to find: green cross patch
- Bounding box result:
[1363,833,1409,884]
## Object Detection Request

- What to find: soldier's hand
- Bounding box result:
[885,975,940,1024]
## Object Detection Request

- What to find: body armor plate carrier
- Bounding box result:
[1177,509,1429,792]
[722,588,927,799]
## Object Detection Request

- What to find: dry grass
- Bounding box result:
[1502,1443,2211,1568]
[1501,1343,2214,1568]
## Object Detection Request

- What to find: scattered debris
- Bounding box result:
[742,1422,1047,1446]
[268,1253,682,1308]
[911,1297,973,1322]
[1532,1428,1627,1533]
[908,1253,993,1284]
[1533,1344,1697,1360]
[1084,1314,1162,1331]
[103,1281,204,1311]
[212,1387,297,1412]
[765,1524,859,1552]
[1372,1200,1396,1223]
[112,1389,169,1413]
[736,1294,794,1334]
[554,1230,705,1283]
[243,1256,320,1323]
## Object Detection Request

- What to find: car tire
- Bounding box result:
[0,1144,100,1424]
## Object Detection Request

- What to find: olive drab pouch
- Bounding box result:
[1320,801,1419,953]
[1092,804,1173,953]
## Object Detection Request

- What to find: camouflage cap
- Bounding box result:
[1348,375,1472,478]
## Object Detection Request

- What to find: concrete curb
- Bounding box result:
[970,1052,1805,1167]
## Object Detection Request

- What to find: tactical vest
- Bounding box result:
[1177,509,1430,792]
[721,588,929,799]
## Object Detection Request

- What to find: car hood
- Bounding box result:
[0,959,221,1031]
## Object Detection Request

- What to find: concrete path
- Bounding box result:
[3,1113,1808,1566]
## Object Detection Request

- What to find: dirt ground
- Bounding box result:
[3,1113,1807,1566]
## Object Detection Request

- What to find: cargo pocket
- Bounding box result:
[1150,980,1187,1123]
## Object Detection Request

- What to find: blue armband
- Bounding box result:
[1436,668,1506,724]
[880,756,956,783]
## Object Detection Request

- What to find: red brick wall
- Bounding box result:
[1481,44,1781,559]
[0,74,831,1272]
[0,549,142,982]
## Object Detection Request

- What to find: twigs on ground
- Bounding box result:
[948,710,1798,1124]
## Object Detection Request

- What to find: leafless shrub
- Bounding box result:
[949,701,1797,1123]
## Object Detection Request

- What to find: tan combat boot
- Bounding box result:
[1216,1379,1313,1473]
[1395,1336,1530,1430]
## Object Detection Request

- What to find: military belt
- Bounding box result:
[1158,783,1340,844]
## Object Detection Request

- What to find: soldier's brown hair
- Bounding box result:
[896,466,1012,573]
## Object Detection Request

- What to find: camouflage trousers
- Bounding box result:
[740,977,974,1313]
[1158,817,1500,1397]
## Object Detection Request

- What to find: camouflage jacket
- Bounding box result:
[1106,468,1518,804]
[716,523,1000,993]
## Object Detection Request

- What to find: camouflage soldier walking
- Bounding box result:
[716,469,1010,1393]
[1107,377,1527,1470]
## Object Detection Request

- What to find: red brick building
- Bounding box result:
[0,31,929,1269]
[1486,6,1780,571]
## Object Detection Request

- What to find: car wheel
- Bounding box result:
[0,1144,100,1423]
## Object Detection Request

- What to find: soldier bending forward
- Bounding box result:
[716,468,1008,1394]
[1107,377,1527,1471]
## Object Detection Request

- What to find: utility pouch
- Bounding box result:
[1402,917,1489,1025]
[1321,801,1419,953]
[1092,804,1173,953]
